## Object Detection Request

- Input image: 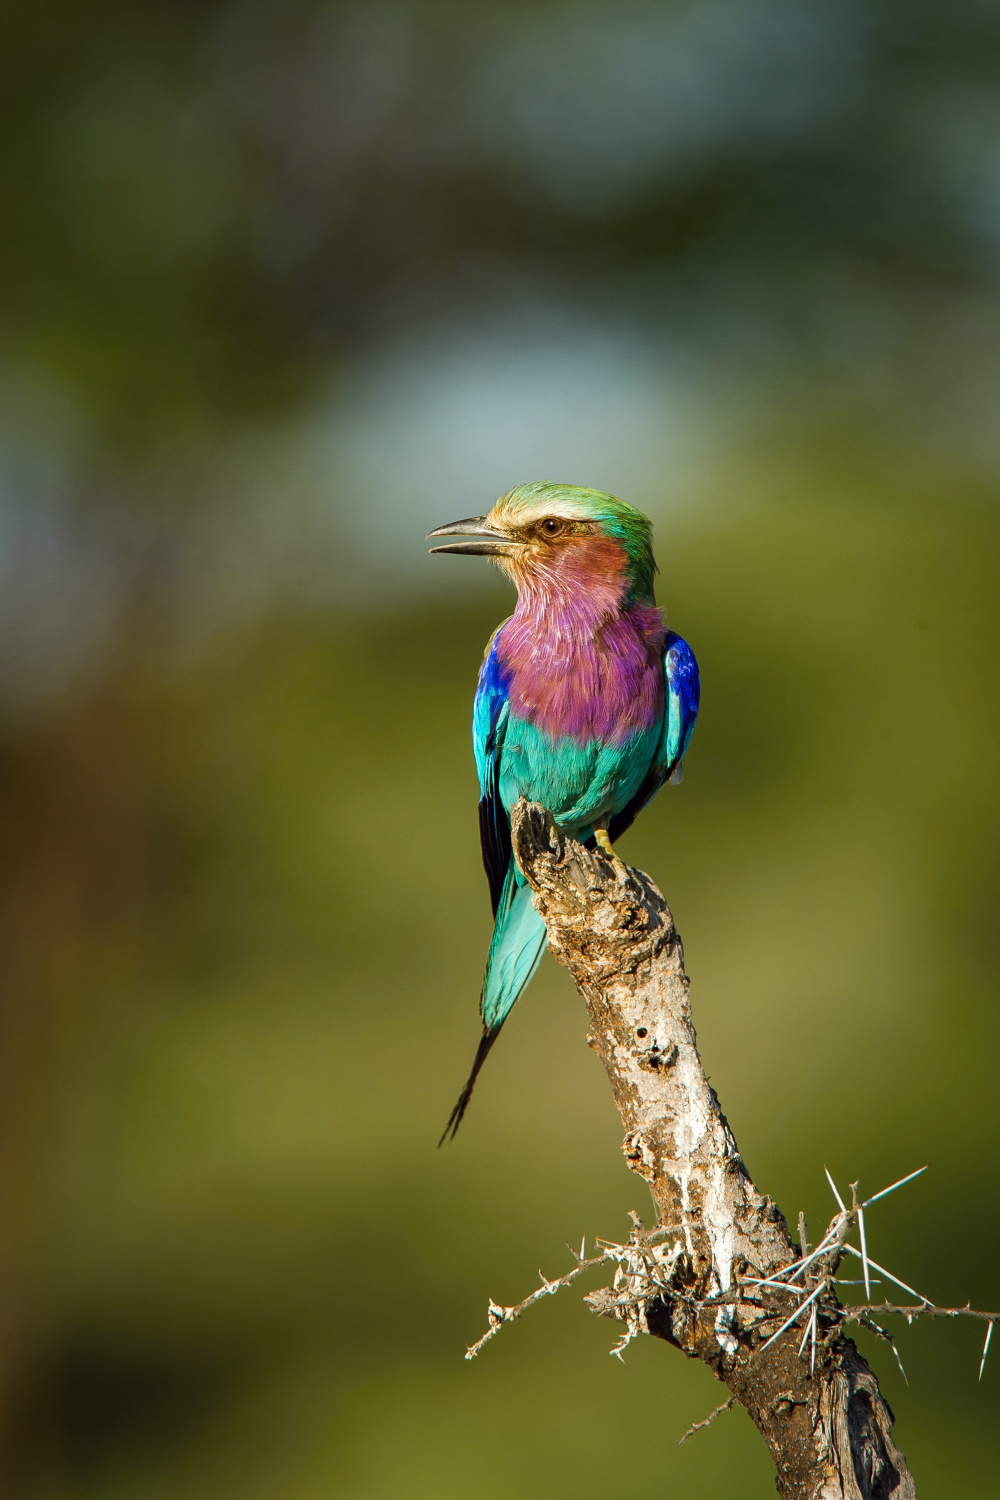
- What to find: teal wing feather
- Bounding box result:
[472,628,548,1032]
[442,628,548,1141]
[607,631,700,843]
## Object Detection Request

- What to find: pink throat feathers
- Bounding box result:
[495,538,666,743]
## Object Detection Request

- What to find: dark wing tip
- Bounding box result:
[479,793,512,918]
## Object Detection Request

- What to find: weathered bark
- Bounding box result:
[510,800,916,1500]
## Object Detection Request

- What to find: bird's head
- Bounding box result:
[428,482,656,605]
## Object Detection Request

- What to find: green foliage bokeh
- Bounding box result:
[9,471,995,1497]
[0,1,998,1494]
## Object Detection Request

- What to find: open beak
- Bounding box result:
[427,516,516,556]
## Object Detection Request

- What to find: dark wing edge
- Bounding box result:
[479,738,511,917]
[475,631,512,918]
[607,631,700,844]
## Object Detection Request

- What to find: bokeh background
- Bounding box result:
[1,1,999,1494]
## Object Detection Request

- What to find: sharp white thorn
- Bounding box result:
[754,1225,841,1292]
[842,1245,934,1306]
[798,1314,812,1357]
[760,1280,826,1353]
[824,1166,847,1212]
[862,1166,928,1208]
[892,1338,908,1384]
[858,1207,872,1302]
[979,1321,994,1382]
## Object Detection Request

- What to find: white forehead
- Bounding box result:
[490,495,594,527]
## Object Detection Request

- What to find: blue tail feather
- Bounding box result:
[481,865,548,1032]
[439,862,548,1142]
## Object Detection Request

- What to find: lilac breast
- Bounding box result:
[497,600,665,745]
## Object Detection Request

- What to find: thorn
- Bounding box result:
[749,1222,843,1293]
[760,1279,827,1353]
[824,1165,847,1212]
[862,1166,928,1209]
[798,1210,809,1259]
[797,1313,812,1358]
[858,1206,872,1302]
[892,1339,908,1385]
[783,1224,842,1282]
[841,1245,934,1306]
[810,1307,817,1376]
[980,1321,994,1382]
[863,1315,909,1384]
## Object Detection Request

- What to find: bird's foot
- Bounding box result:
[594,827,628,878]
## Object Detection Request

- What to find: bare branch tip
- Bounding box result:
[679,1397,736,1446]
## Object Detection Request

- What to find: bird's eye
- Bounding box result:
[541,518,564,537]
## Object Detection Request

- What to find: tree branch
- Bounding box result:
[509,799,917,1500]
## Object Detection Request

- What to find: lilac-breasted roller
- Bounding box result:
[429,482,699,1140]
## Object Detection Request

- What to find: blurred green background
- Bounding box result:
[0,1,999,1494]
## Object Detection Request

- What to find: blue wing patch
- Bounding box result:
[661,630,700,778]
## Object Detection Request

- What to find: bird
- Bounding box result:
[428,481,699,1141]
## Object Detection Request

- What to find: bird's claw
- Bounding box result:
[594,827,627,878]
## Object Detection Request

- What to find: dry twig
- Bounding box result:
[679,1396,736,1445]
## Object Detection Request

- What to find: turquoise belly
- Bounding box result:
[498,714,660,836]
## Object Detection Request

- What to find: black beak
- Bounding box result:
[427,516,516,556]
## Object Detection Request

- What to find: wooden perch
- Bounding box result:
[509,799,917,1500]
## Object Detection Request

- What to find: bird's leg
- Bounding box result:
[593,827,627,876]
